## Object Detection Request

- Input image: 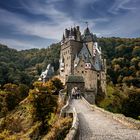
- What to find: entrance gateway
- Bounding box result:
[66,75,85,98]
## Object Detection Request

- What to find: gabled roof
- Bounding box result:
[78,43,92,59]
[74,43,92,68]
[74,43,102,71]
[77,43,94,67]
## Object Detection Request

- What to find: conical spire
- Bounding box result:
[62,33,65,40]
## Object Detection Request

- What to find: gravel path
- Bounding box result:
[71,99,140,140]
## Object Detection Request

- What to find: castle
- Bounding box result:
[59,25,106,97]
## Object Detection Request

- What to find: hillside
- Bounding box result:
[0,43,60,86]
[98,37,140,87]
[1,37,140,88]
[0,37,140,140]
[97,37,140,119]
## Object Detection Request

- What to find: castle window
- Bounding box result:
[81,64,83,67]
[82,71,84,73]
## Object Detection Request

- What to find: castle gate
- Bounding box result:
[66,75,85,98]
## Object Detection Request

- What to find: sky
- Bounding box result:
[0,0,140,50]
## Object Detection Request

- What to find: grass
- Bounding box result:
[98,84,125,113]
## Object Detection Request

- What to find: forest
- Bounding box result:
[0,43,60,86]
[97,37,140,119]
[0,37,140,139]
[0,37,140,88]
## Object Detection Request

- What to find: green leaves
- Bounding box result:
[0,43,60,86]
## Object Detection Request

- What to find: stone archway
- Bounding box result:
[66,75,85,98]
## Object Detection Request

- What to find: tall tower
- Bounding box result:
[82,27,97,56]
[59,26,83,83]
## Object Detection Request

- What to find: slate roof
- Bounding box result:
[66,75,84,83]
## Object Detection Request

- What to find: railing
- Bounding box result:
[65,107,79,140]
[59,89,79,140]
[82,96,140,129]
[60,95,71,117]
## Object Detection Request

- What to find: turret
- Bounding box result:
[69,28,75,40]
[65,28,69,38]
[76,26,81,41]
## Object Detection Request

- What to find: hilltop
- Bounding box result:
[0,37,140,88]
[0,37,140,120]
[0,43,60,86]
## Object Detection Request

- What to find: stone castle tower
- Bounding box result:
[59,26,106,96]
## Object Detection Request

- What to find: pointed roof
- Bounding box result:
[62,33,65,40]
[82,27,94,42]
[74,43,102,71]
[84,27,90,35]
[78,43,92,59]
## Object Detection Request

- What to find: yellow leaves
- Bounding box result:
[43,80,56,94]
[122,76,134,84]
[32,77,63,94]
[33,81,43,88]
[112,58,124,66]
[113,64,120,72]
[132,46,140,56]
[3,83,18,92]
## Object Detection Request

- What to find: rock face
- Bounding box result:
[71,99,140,140]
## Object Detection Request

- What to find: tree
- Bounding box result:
[51,78,64,94]
[122,88,140,119]
[132,46,140,57]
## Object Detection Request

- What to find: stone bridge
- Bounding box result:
[68,98,140,140]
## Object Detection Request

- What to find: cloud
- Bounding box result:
[96,6,140,37]
[0,38,39,50]
[20,0,68,21]
[73,0,98,7]
[0,7,75,40]
[109,0,137,14]
[0,0,140,50]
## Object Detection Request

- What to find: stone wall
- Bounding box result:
[64,108,79,140]
[60,40,83,83]
[83,90,96,104]
[59,90,79,140]
[74,62,98,93]
[82,97,140,129]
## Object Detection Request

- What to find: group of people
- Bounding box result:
[71,87,81,99]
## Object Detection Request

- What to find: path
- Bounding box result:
[71,99,140,140]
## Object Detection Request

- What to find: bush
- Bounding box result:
[98,84,125,113]
[42,117,72,140]
[122,88,140,119]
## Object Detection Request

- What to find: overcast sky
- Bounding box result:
[0,0,140,50]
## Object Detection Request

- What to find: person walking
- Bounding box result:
[77,88,81,99]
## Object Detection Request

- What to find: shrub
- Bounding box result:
[122,88,140,119]
[98,84,125,113]
[42,117,72,140]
